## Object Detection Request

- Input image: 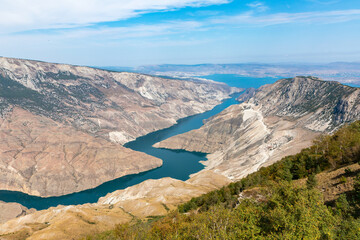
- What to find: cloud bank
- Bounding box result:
[213,9,360,26]
[0,0,229,33]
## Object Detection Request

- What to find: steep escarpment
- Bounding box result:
[0,57,237,197]
[155,77,360,180]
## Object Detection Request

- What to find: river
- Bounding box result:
[0,93,241,210]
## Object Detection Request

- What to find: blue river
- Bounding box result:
[0,75,279,210]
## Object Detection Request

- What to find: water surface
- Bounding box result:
[200,74,279,88]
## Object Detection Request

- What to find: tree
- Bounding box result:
[335,194,350,216]
[306,173,317,189]
[354,174,360,202]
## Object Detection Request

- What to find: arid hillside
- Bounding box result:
[0,57,237,197]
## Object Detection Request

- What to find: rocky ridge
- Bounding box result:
[0,57,237,197]
[155,77,360,180]
[0,171,230,240]
[0,57,237,143]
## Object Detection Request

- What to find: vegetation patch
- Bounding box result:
[87,121,360,239]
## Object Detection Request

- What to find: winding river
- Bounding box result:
[0,92,241,210]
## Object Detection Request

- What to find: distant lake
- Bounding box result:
[202,74,360,89]
[345,83,360,88]
[199,74,280,88]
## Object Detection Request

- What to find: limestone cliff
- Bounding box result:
[155,77,360,180]
[0,57,237,197]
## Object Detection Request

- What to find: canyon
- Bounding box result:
[1,72,360,239]
[0,57,237,197]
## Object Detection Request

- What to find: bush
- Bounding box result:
[340,176,347,184]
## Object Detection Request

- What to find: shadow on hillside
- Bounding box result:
[332,168,360,181]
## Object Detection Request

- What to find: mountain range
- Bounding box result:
[0,59,360,239]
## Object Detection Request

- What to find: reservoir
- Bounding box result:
[0,75,280,210]
[0,92,241,210]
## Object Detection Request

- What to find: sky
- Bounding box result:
[0,0,359,66]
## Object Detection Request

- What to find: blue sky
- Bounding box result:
[0,0,359,66]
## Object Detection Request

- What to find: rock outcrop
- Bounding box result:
[0,203,132,240]
[155,77,360,180]
[98,171,230,218]
[0,57,237,197]
[0,201,34,224]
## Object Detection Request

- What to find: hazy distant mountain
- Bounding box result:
[94,66,135,72]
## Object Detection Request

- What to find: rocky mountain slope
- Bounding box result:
[155,76,360,180]
[0,57,237,143]
[0,57,237,197]
[2,128,359,239]
[0,107,161,197]
[0,171,230,240]
[239,76,360,131]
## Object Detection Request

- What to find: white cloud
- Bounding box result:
[0,0,230,33]
[60,21,204,40]
[8,8,360,42]
[212,9,360,26]
[306,0,340,5]
[246,2,268,12]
